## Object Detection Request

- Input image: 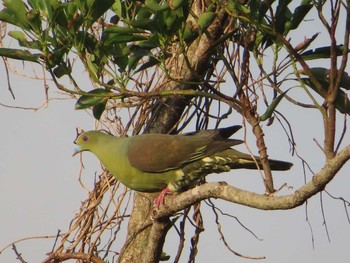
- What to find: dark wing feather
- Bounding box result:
[127,131,243,173]
[183,125,242,140]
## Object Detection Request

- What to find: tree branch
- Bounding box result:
[153,144,350,218]
[43,252,105,263]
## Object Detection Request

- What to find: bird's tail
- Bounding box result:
[219,149,293,171]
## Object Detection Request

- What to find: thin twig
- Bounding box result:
[12,245,27,263]
[207,199,265,260]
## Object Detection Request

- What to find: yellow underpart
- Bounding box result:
[214,156,227,162]
[175,169,185,178]
[202,157,213,162]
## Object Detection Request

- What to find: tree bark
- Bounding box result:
[118,2,230,262]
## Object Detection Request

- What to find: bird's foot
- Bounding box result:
[154,187,172,208]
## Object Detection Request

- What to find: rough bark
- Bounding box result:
[118,2,230,262]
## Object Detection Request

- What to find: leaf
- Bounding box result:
[169,0,186,10]
[0,48,40,62]
[300,67,350,90]
[126,18,155,30]
[8,31,29,46]
[3,0,30,29]
[27,0,55,18]
[288,2,313,30]
[260,89,291,121]
[111,0,124,18]
[25,9,42,33]
[183,21,199,44]
[92,100,107,120]
[104,34,148,45]
[76,31,98,52]
[159,251,171,261]
[299,67,350,114]
[275,0,292,34]
[75,89,114,110]
[301,45,347,60]
[53,63,71,78]
[145,0,170,13]
[85,0,115,25]
[300,77,350,114]
[114,55,129,72]
[197,11,216,33]
[105,26,145,34]
[137,5,154,21]
[51,3,69,27]
[135,56,161,73]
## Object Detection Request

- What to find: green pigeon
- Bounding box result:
[73,126,292,206]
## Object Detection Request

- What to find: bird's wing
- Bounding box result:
[183,125,242,139]
[126,134,219,173]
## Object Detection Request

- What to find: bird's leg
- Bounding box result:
[154,187,172,207]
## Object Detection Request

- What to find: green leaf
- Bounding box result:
[159,251,170,261]
[105,26,145,34]
[169,0,186,10]
[8,31,29,46]
[301,45,347,60]
[104,34,148,45]
[260,89,291,121]
[301,78,350,114]
[135,6,152,21]
[135,56,161,73]
[164,12,179,32]
[111,0,124,18]
[128,44,158,69]
[75,89,114,110]
[76,31,98,52]
[114,55,129,72]
[8,30,41,49]
[0,48,40,62]
[53,63,71,78]
[92,100,107,120]
[300,67,350,90]
[197,11,216,33]
[288,3,313,30]
[27,0,55,18]
[275,0,292,33]
[145,0,170,13]
[183,22,199,44]
[3,0,30,29]
[25,9,42,33]
[126,18,155,30]
[50,3,69,27]
[0,10,19,26]
[299,67,350,114]
[85,0,115,25]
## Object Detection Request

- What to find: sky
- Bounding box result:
[1,2,350,263]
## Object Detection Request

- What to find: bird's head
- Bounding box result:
[73,130,102,156]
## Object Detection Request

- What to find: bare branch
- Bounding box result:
[154,144,350,218]
[43,252,105,263]
[12,245,27,263]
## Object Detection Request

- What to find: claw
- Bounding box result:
[154,187,172,208]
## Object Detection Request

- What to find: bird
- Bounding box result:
[73,126,292,206]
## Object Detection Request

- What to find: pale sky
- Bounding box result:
[1,2,350,263]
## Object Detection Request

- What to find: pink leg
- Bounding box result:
[154,187,172,207]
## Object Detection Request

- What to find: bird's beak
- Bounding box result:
[72,146,82,157]
[73,128,84,157]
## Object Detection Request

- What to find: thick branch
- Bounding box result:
[43,252,104,263]
[144,217,172,262]
[154,144,350,218]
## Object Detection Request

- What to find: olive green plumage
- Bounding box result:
[73,126,292,194]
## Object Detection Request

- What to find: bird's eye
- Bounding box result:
[82,136,89,142]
